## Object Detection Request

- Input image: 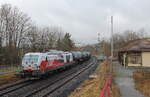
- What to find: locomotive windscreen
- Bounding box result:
[22,55,39,64]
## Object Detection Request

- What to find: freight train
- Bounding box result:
[19,50,91,78]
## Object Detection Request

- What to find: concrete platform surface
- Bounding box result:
[114,62,145,97]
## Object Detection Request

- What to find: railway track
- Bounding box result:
[0,77,39,96]
[0,57,97,97]
[0,80,31,96]
[24,57,97,97]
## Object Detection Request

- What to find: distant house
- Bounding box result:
[118,38,150,67]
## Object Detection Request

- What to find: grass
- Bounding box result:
[69,60,120,97]
[0,72,22,87]
[0,66,21,72]
[133,69,150,97]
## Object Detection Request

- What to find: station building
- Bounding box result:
[118,38,150,67]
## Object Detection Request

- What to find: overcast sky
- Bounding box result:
[0,0,150,45]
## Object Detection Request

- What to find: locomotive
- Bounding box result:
[20,50,91,78]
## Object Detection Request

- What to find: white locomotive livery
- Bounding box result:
[20,50,91,78]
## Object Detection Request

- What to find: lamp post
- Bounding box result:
[111,16,114,72]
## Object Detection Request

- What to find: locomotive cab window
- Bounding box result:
[23,55,39,64]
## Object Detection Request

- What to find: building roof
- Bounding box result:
[119,38,150,52]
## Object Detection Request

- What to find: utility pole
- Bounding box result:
[111,16,114,72]
[98,33,104,56]
[97,33,100,54]
[98,33,100,42]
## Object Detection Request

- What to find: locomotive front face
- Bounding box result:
[22,54,41,71]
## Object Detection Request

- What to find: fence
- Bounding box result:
[0,64,22,75]
[99,75,112,97]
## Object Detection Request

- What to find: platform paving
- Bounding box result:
[114,62,145,97]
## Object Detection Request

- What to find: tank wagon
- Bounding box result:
[20,50,91,78]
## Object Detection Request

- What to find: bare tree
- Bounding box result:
[0,4,75,65]
[27,26,39,52]
[0,4,31,64]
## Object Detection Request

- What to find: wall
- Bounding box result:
[128,63,141,66]
[142,52,150,67]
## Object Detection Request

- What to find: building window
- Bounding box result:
[128,53,142,64]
